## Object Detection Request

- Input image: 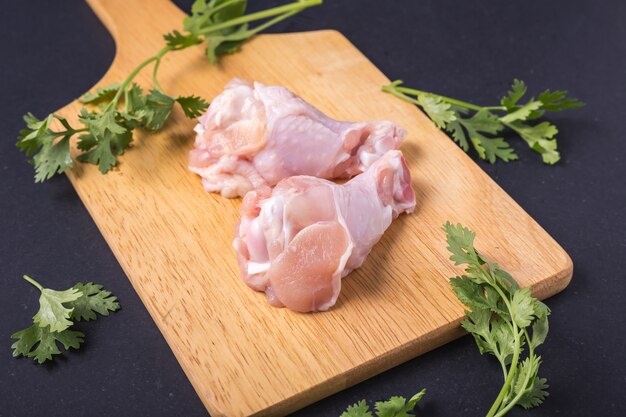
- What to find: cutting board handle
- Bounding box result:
[87,0,186,59]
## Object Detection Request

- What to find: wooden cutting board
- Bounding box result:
[57,0,573,415]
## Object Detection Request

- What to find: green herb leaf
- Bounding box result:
[340,400,373,417]
[11,324,84,364]
[510,287,535,328]
[417,95,456,129]
[79,83,121,105]
[457,109,518,163]
[16,114,76,182]
[445,118,469,151]
[69,282,121,321]
[517,376,549,409]
[141,90,176,130]
[474,137,519,163]
[507,121,560,164]
[163,30,202,50]
[444,221,480,266]
[374,389,426,417]
[537,89,585,112]
[340,390,425,417]
[176,95,210,118]
[500,100,543,124]
[204,23,251,64]
[450,276,491,311]
[530,313,550,350]
[501,79,527,111]
[32,285,82,333]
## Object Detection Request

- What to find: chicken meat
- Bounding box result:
[233,150,416,312]
[189,79,406,198]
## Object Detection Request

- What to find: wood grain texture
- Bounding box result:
[55,0,573,415]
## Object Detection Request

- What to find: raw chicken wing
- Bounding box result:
[189,79,406,197]
[233,150,416,312]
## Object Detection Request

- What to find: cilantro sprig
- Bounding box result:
[11,275,120,364]
[382,79,584,164]
[444,222,550,416]
[341,223,551,417]
[17,0,322,182]
[341,389,426,417]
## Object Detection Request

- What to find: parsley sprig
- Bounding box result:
[17,0,322,182]
[11,275,120,363]
[444,222,550,416]
[382,80,584,164]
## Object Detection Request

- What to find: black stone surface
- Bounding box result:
[1,1,624,416]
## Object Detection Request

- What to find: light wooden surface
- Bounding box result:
[57,0,573,415]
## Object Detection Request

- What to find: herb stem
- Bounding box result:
[106,45,173,111]
[485,283,523,417]
[194,0,321,35]
[383,82,509,113]
[22,275,43,291]
[153,58,164,93]
[245,9,300,36]
[493,329,537,417]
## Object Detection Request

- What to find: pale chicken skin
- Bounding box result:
[189,79,406,198]
[233,150,416,312]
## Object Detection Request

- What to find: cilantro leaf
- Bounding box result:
[141,90,176,130]
[530,314,549,350]
[443,221,480,267]
[163,30,202,50]
[448,109,517,163]
[185,0,249,63]
[29,279,82,333]
[461,308,497,356]
[341,390,425,417]
[491,319,516,365]
[76,132,123,173]
[16,114,75,182]
[507,121,560,164]
[11,324,84,364]
[33,136,73,182]
[374,390,426,417]
[69,282,121,321]
[501,79,527,111]
[340,400,373,417]
[459,110,517,163]
[204,23,251,64]
[184,0,248,34]
[510,287,535,328]
[176,95,210,118]
[445,118,469,151]
[126,83,147,113]
[79,83,120,105]
[536,89,585,113]
[500,100,543,124]
[77,109,133,173]
[449,276,490,311]
[417,95,456,129]
[517,376,549,409]
[473,136,519,163]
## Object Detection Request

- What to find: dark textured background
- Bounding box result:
[1,1,624,416]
